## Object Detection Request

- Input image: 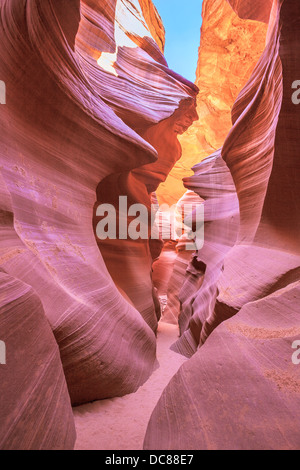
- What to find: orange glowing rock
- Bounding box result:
[157,0,268,206]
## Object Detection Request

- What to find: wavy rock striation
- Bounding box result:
[157,0,268,205]
[0,270,76,450]
[145,281,300,450]
[83,0,199,329]
[171,151,240,356]
[0,0,196,415]
[145,0,300,450]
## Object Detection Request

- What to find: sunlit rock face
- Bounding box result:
[145,0,300,450]
[94,99,198,331]
[77,0,198,128]
[139,0,165,53]
[81,0,199,330]
[0,0,198,419]
[157,0,268,205]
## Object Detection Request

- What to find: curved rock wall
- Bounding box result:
[1,0,299,451]
[80,0,199,329]
[171,151,240,356]
[145,281,300,450]
[167,0,299,353]
[145,0,300,450]
[94,99,198,331]
[0,0,195,414]
[0,270,76,450]
[157,0,268,205]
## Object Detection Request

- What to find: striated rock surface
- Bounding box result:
[154,242,192,326]
[139,0,165,53]
[168,0,300,353]
[157,0,268,205]
[171,151,240,356]
[77,0,197,128]
[94,98,198,331]
[145,281,300,450]
[84,0,199,329]
[145,0,300,450]
[0,270,76,450]
[0,0,197,409]
[227,0,273,22]
[2,0,300,451]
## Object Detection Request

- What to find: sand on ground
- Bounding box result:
[73,322,186,450]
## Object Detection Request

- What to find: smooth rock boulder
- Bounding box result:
[0,271,76,450]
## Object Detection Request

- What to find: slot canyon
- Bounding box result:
[0,0,300,451]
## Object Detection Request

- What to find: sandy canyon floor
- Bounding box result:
[73,322,186,450]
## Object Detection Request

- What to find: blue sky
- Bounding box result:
[152,0,203,83]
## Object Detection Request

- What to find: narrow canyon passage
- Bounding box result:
[1,0,300,451]
[74,322,186,450]
[74,244,186,450]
